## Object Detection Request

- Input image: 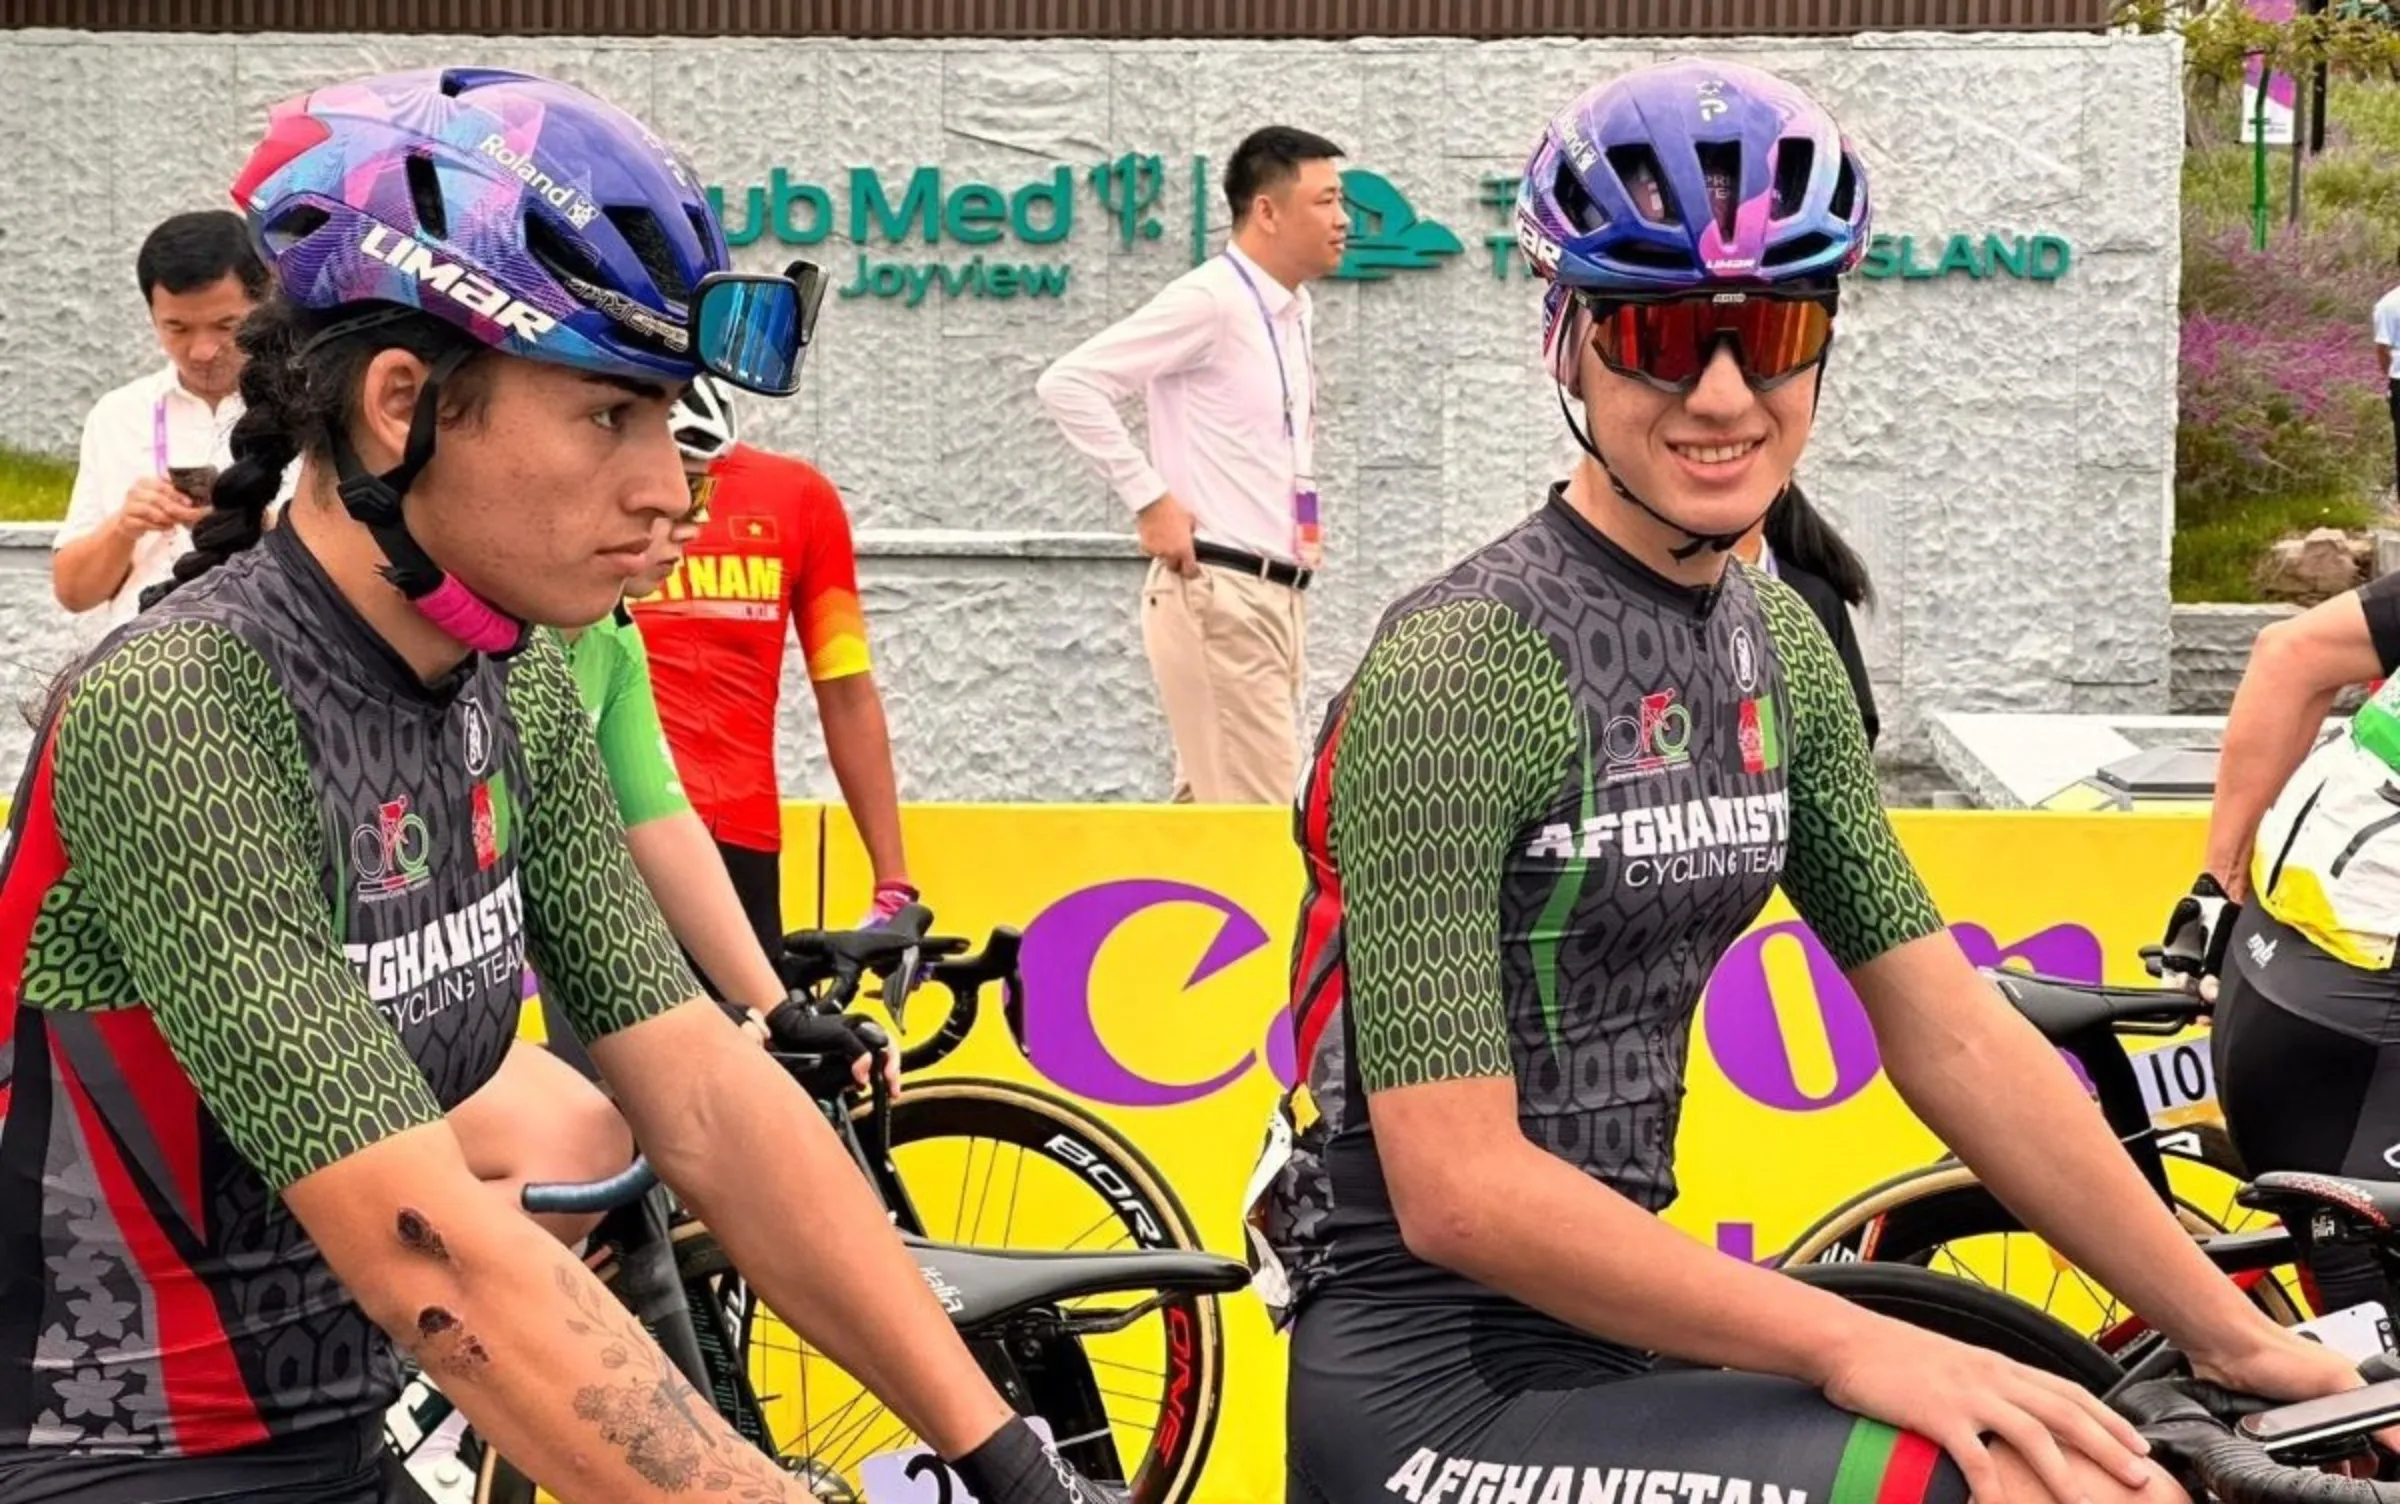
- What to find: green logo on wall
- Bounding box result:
[1857,233,2073,282]
[706,156,1462,305]
[1331,170,1462,281]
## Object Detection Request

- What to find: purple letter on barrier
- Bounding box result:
[1019,879,1275,1107]
[1701,920,2107,1113]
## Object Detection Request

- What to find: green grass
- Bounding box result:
[0,447,72,523]
[2172,490,2381,602]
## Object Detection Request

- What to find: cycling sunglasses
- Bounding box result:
[689,259,828,398]
[1578,289,1838,395]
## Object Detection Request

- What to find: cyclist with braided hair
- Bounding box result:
[1252,59,2364,1504]
[0,67,1088,1504]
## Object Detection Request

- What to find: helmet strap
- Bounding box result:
[1555,383,1760,562]
[327,347,530,657]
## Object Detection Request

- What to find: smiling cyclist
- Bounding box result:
[1251,59,2366,1504]
[0,67,1085,1504]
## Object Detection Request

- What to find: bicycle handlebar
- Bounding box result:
[2116,1378,2400,1504]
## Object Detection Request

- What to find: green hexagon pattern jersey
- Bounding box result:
[0,525,697,1473]
[1255,489,1941,1340]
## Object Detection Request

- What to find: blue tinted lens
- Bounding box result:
[696,277,805,395]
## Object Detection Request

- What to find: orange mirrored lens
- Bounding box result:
[1587,296,1833,391]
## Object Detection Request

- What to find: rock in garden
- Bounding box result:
[2257,527,2366,602]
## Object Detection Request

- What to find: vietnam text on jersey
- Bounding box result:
[627,443,870,853]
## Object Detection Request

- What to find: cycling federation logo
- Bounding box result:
[462,699,492,778]
[1730,625,1759,693]
[1603,690,1692,783]
[353,796,433,900]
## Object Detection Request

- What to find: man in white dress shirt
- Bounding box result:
[53,210,266,627]
[1037,126,1349,803]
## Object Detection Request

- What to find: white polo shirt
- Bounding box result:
[57,365,245,629]
[2377,288,2400,379]
[1035,245,1320,566]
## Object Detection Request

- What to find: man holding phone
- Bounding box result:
[52,210,269,626]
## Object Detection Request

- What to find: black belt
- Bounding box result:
[1192,541,1313,591]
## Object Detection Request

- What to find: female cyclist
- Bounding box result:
[1254,58,2366,1504]
[2158,564,2400,1322]
[0,66,1083,1504]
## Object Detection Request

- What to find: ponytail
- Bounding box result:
[1764,481,1875,611]
[138,291,493,611]
[142,297,307,609]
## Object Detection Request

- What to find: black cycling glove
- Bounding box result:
[762,997,883,1099]
[949,1417,1109,1504]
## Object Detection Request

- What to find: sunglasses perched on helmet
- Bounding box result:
[686,259,828,398]
[1575,288,1839,395]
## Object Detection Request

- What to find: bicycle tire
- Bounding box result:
[474,1077,1225,1504]
[1783,1262,2125,1394]
[1781,1162,2305,1338]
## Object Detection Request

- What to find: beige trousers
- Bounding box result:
[1140,558,1308,804]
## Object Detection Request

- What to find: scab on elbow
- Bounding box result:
[1391,1179,1484,1273]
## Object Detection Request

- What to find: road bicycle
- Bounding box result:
[382,908,1249,1504]
[1778,962,2327,1357]
[1798,1241,2400,1504]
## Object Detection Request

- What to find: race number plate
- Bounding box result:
[2129,1037,2216,1119]
[2291,1300,2397,1364]
[861,1418,1060,1504]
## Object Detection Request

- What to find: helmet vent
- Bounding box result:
[1763,231,1834,269]
[606,205,690,305]
[1606,145,1676,226]
[1771,139,1815,219]
[1694,141,1741,239]
[1550,157,1605,236]
[259,202,329,255]
[406,152,449,241]
[1830,153,1861,223]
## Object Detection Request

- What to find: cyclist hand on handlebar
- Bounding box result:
[2151,873,2239,1004]
[764,996,901,1096]
[2187,1323,2398,1455]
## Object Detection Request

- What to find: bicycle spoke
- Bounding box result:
[1004,1142,1027,1246]
[950,1134,982,1242]
[1061,1209,1122,1253]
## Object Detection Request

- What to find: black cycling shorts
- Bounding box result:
[707,839,784,987]
[0,1419,393,1503]
[2216,905,2400,1317]
[1285,1293,1967,1504]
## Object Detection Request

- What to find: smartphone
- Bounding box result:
[2237,1377,2400,1457]
[166,465,218,505]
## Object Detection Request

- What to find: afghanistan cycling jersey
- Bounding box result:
[627,441,871,853]
[1253,488,1942,1335]
[0,524,695,1477]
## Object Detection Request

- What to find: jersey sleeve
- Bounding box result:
[2357,571,2400,676]
[509,631,701,1043]
[1753,574,1944,970]
[592,619,692,828]
[1331,599,1580,1094]
[792,474,872,683]
[47,624,443,1192]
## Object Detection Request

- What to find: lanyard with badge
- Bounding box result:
[1222,253,1321,567]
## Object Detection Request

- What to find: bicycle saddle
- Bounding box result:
[2239,1171,2400,1241]
[1983,969,2207,1044]
[902,1239,1251,1332]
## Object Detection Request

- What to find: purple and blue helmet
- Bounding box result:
[229,66,730,385]
[1515,60,1871,389]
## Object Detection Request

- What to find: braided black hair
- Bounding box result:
[141,292,493,610]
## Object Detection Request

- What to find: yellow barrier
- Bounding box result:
[801,802,2213,1504]
[193,787,2201,1502]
